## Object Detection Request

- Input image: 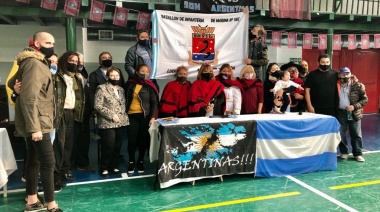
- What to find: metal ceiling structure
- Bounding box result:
[0,0,380,34]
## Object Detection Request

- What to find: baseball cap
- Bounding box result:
[339,67,350,74]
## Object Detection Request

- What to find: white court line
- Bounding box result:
[286,176,358,212]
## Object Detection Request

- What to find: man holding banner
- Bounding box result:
[244,25,269,81]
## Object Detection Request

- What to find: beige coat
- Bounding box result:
[11,49,54,136]
[95,83,129,129]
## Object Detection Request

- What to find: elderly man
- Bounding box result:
[244,24,269,80]
[337,67,368,162]
[10,31,62,212]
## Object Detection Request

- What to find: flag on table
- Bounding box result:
[272,31,281,47]
[64,0,82,17]
[287,32,297,48]
[302,33,312,49]
[318,34,327,50]
[40,0,58,11]
[348,34,356,50]
[136,12,151,30]
[361,34,369,49]
[332,34,341,50]
[113,7,129,27]
[90,0,106,23]
[16,0,30,3]
[375,34,380,49]
[270,0,310,20]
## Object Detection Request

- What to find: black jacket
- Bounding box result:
[124,81,158,119]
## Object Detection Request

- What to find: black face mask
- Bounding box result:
[67,63,77,72]
[319,64,330,71]
[40,46,54,58]
[136,73,146,80]
[340,77,349,83]
[177,76,187,83]
[102,59,112,68]
[201,72,212,81]
[138,39,149,47]
[108,79,119,86]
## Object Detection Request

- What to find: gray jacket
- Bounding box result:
[124,43,152,77]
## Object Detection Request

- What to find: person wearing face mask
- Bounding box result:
[95,68,129,177]
[336,67,368,162]
[244,24,269,81]
[70,52,96,172]
[298,60,309,82]
[188,64,225,117]
[52,51,85,188]
[89,52,126,117]
[9,32,62,212]
[280,61,305,113]
[124,64,158,174]
[158,66,191,118]
[263,63,280,113]
[215,64,243,115]
[238,65,263,114]
[304,54,338,117]
[125,30,159,91]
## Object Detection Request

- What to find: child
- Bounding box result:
[270,70,304,113]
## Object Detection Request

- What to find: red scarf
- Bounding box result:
[188,79,224,114]
[215,75,244,93]
[239,78,263,89]
[159,80,191,117]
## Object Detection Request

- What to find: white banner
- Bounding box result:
[151,10,249,79]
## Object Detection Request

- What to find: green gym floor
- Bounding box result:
[2,152,379,212]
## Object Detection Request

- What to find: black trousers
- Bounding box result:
[127,113,150,163]
[25,133,55,202]
[71,118,91,168]
[100,127,125,171]
[53,109,74,181]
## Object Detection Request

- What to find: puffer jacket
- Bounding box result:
[9,48,54,136]
[337,75,368,121]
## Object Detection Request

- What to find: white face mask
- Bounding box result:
[244,73,254,80]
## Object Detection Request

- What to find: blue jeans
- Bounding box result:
[337,110,363,157]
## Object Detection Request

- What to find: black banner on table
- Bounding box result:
[158,120,256,186]
[181,0,255,13]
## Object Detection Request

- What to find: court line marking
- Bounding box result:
[161,192,300,212]
[286,176,358,212]
[330,180,380,190]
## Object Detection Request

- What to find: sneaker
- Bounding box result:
[21,175,26,183]
[100,170,109,178]
[109,168,120,174]
[127,162,135,174]
[63,171,75,181]
[47,206,63,212]
[137,162,144,174]
[356,155,365,162]
[340,154,348,160]
[76,165,95,171]
[24,200,46,212]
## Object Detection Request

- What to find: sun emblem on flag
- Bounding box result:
[94,8,102,14]
[117,13,125,20]
[69,2,77,9]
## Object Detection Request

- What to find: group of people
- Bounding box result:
[6,24,369,212]
[7,29,157,212]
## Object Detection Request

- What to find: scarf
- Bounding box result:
[188,79,224,114]
[215,75,244,93]
[159,81,191,118]
[65,71,79,90]
[128,78,158,95]
[239,78,263,89]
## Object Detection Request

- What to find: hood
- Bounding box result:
[15,47,46,65]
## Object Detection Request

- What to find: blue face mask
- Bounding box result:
[50,65,57,75]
